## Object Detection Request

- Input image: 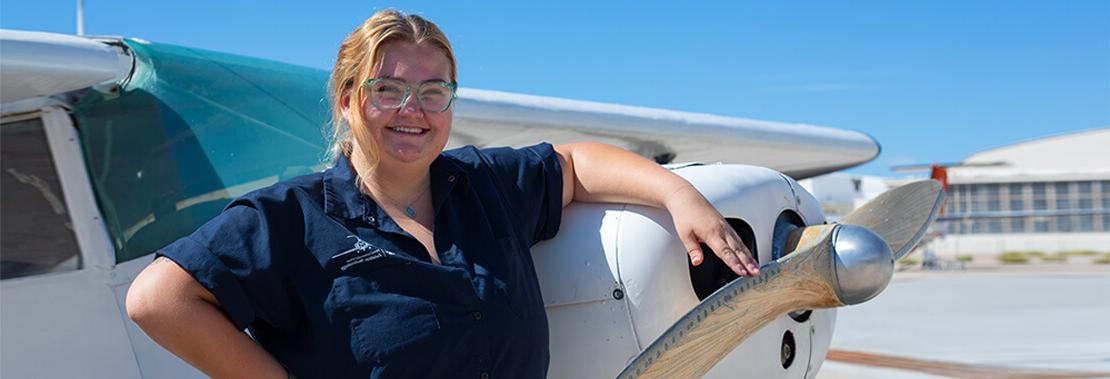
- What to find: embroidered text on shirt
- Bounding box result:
[332,235,395,271]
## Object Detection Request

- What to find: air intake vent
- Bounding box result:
[688,218,756,300]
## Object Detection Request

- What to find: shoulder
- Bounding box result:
[440,145,485,169]
[441,143,556,171]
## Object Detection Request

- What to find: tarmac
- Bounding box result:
[816,259,1110,378]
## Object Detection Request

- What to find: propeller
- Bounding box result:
[616,180,945,379]
[839,180,947,260]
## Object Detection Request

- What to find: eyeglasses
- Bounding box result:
[363,77,458,113]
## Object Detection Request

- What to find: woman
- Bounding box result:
[126,9,758,378]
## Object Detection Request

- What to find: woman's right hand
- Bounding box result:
[126,256,288,379]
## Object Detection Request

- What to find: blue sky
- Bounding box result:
[3,1,1107,176]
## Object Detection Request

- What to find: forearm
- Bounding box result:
[555,142,759,275]
[556,142,699,209]
[127,258,287,379]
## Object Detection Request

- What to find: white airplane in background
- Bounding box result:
[1,29,883,378]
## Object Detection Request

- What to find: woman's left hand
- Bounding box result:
[665,186,760,277]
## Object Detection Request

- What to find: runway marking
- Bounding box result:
[827,349,1110,379]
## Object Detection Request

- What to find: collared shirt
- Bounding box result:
[159,143,564,379]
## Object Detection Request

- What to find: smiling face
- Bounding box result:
[352,41,454,169]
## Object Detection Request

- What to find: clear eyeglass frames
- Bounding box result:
[363,77,458,113]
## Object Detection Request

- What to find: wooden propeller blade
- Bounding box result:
[839,180,945,260]
[617,224,844,379]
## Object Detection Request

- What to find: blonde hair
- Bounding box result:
[327,9,457,165]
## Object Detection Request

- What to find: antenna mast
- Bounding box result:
[76,0,85,35]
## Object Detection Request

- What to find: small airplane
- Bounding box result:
[1,29,929,378]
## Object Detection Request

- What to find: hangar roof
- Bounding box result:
[950,128,1110,183]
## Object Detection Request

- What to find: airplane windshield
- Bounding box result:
[71,40,331,263]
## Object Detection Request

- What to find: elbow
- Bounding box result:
[125,276,157,326]
[125,257,215,330]
[126,262,180,327]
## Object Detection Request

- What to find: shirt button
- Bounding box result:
[448,175,456,182]
[472,311,482,321]
[479,372,489,379]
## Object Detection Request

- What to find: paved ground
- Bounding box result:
[816,262,1110,378]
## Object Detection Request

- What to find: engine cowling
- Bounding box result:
[533,164,834,379]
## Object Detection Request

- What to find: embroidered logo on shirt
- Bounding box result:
[331,236,395,271]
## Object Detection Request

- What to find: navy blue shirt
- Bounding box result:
[159,143,563,378]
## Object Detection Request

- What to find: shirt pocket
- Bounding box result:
[333,273,441,366]
[495,236,546,320]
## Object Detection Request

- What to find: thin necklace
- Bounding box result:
[366,180,431,218]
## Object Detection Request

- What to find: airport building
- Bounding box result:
[801,128,1110,257]
[797,173,888,222]
[928,128,1110,255]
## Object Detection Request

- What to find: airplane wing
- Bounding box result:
[1,30,879,179]
[451,89,879,178]
[0,30,131,104]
